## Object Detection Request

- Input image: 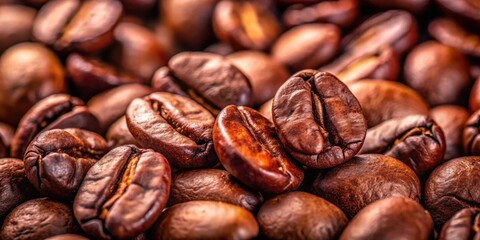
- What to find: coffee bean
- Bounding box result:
[214,105,304,193]
[429,18,480,58]
[0,4,36,53]
[339,197,434,240]
[425,156,480,228]
[360,115,446,175]
[272,70,366,169]
[149,201,258,239]
[11,94,100,158]
[462,110,480,155]
[74,145,171,239]
[170,169,262,212]
[0,198,81,240]
[438,208,480,240]
[257,191,348,240]
[106,116,139,149]
[435,0,480,30]
[469,76,480,112]
[312,154,421,218]
[127,92,217,169]
[24,128,108,199]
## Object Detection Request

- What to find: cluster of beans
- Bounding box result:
[0,0,479,239]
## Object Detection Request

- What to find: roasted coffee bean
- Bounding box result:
[312,154,421,218]
[170,169,262,212]
[320,47,400,83]
[0,158,38,222]
[0,42,66,125]
[44,234,89,240]
[463,110,480,155]
[438,208,480,240]
[127,92,217,169]
[257,191,348,240]
[404,41,471,106]
[149,201,258,239]
[11,94,100,158]
[359,115,446,175]
[425,156,480,228]
[0,198,81,240]
[106,116,139,149]
[213,0,281,51]
[150,67,189,97]
[33,0,123,53]
[429,18,480,58]
[213,105,304,193]
[435,0,480,30]
[339,197,434,240]
[0,4,36,53]
[348,80,429,127]
[74,145,171,240]
[470,77,480,112]
[204,42,235,56]
[272,70,366,169]
[167,52,252,114]
[228,50,290,106]
[0,123,14,158]
[161,0,217,49]
[342,10,418,55]
[272,23,341,72]
[430,105,469,160]
[282,0,359,28]
[87,84,152,132]
[67,53,143,99]
[24,128,108,199]
[362,0,430,13]
[111,22,169,80]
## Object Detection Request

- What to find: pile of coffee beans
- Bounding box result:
[0,0,479,239]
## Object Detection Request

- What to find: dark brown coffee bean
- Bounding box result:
[74,145,171,240]
[0,123,14,158]
[272,70,366,169]
[359,115,446,175]
[348,80,429,127]
[429,18,480,58]
[87,84,152,132]
[463,109,480,155]
[362,0,430,13]
[11,94,100,158]
[0,43,67,125]
[170,169,262,212]
[150,67,189,97]
[213,105,304,193]
[272,23,340,72]
[228,50,290,106]
[342,10,418,55]
[312,154,421,218]
[213,0,281,51]
[282,0,359,28]
[33,0,123,53]
[339,197,434,240]
[320,47,400,83]
[168,52,252,114]
[106,116,139,149]
[257,191,348,240]
[161,0,217,49]
[44,234,89,240]
[0,198,80,240]
[470,77,480,112]
[0,4,35,53]
[439,208,480,240]
[430,105,469,160]
[24,128,108,199]
[435,0,480,30]
[0,158,38,222]
[404,41,471,106]
[111,22,169,80]
[126,92,217,169]
[425,156,480,228]
[149,201,258,240]
[66,53,143,99]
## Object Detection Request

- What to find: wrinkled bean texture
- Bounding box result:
[439,208,480,240]
[273,70,366,169]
